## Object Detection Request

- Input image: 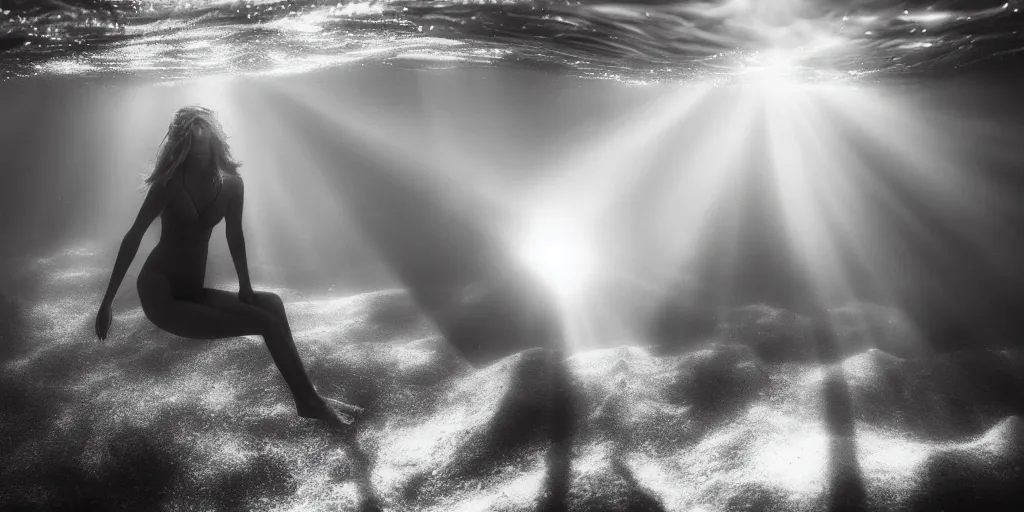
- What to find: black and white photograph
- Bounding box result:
[1,0,1023,510]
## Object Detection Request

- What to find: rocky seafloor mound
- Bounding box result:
[2,246,1023,511]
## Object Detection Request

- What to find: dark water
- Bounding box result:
[1,0,1022,82]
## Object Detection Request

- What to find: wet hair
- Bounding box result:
[143,105,241,187]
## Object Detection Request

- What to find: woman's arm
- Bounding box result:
[100,182,168,306]
[225,176,253,293]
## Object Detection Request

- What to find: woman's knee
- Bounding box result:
[254,291,285,310]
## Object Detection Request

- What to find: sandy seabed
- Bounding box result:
[1,246,1022,512]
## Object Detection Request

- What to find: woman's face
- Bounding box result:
[189,120,212,155]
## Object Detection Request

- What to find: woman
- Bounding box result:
[94,106,362,427]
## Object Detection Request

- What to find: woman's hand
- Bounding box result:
[238,286,257,305]
[95,302,113,340]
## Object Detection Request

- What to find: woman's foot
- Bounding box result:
[296,396,364,427]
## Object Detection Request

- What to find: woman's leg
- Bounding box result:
[201,289,361,416]
[198,289,321,407]
[137,272,356,426]
[240,290,365,417]
[246,291,309,386]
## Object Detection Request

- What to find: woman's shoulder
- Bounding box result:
[222,172,244,196]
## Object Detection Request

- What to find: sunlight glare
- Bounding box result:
[736,49,823,95]
[518,209,597,301]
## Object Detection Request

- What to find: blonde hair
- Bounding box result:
[143,105,241,188]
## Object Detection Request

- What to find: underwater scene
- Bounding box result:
[2,1,1024,510]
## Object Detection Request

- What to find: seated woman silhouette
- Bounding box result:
[94,106,362,427]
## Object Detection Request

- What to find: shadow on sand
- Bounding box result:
[810,308,869,512]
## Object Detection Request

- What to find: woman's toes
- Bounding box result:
[325,397,364,415]
[320,408,355,427]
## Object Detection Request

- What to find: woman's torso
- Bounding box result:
[141,156,230,299]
